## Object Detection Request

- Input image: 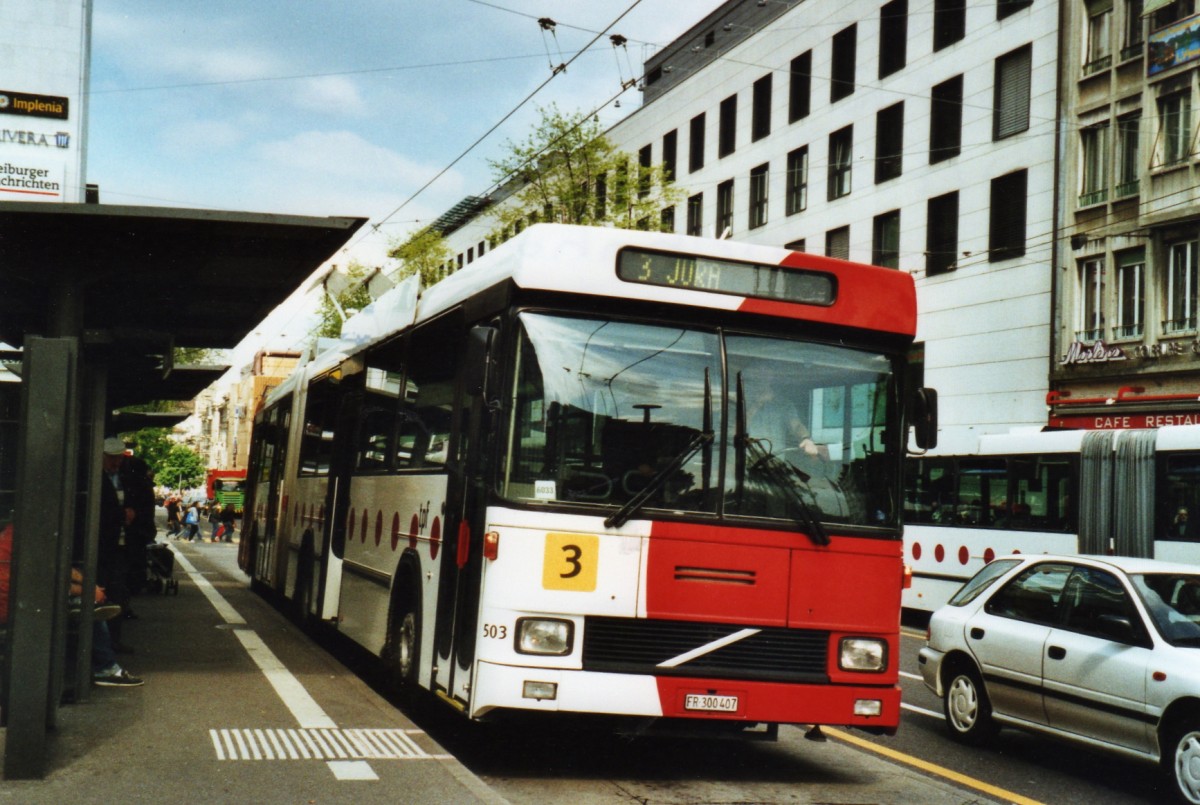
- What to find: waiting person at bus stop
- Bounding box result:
[99,436,153,650]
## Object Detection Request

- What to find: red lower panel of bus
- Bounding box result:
[643,523,901,633]
[655,675,900,728]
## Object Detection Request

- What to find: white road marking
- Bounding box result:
[172,543,396,778]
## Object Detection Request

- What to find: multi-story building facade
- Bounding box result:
[441,0,1061,451]
[1052,0,1200,429]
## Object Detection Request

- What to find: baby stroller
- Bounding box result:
[146,542,179,595]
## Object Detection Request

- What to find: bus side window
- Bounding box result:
[905,459,956,524]
[958,459,1006,527]
[398,326,459,470]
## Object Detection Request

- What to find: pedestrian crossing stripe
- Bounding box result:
[210,728,451,761]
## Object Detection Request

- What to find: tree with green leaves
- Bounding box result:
[389,227,454,287]
[121,428,205,489]
[486,104,685,245]
[313,261,375,339]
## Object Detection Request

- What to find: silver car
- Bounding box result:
[919,554,1200,804]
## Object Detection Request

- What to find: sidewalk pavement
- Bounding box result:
[0,538,507,805]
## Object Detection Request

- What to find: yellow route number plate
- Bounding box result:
[542,533,598,591]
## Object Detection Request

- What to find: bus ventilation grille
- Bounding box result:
[581,616,829,683]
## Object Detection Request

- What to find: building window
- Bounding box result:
[933,0,966,50]
[872,210,901,268]
[1077,257,1106,341]
[689,113,706,173]
[786,238,807,252]
[1166,239,1199,334]
[687,192,704,236]
[930,75,963,163]
[1115,113,1140,198]
[1115,250,1144,338]
[998,0,1034,20]
[661,206,675,233]
[752,74,772,141]
[879,0,908,78]
[748,164,769,229]
[662,129,677,183]
[875,102,904,183]
[719,94,737,158]
[1080,122,1110,206]
[1084,0,1114,75]
[926,191,959,275]
[826,226,851,260]
[828,125,853,200]
[994,45,1032,140]
[1155,93,1192,168]
[831,24,857,103]
[989,169,1028,261]
[1122,0,1144,60]
[716,179,734,237]
[594,173,607,219]
[789,51,812,122]
[786,145,809,215]
[1151,0,1194,30]
[638,144,652,198]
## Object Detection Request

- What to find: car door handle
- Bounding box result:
[1048,645,1066,660]
[970,627,985,640]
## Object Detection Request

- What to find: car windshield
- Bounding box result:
[948,558,1022,607]
[497,312,900,529]
[1131,573,1200,646]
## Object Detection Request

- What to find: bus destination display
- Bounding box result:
[617,248,836,306]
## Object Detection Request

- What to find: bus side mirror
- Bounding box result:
[465,325,497,398]
[912,387,938,450]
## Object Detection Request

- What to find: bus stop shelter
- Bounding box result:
[0,200,365,778]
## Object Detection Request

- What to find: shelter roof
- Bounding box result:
[0,201,367,350]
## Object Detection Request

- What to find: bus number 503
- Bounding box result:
[542,533,599,592]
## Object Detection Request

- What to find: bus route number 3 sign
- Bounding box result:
[542,533,599,591]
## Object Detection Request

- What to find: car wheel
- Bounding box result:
[1167,724,1200,804]
[943,664,996,744]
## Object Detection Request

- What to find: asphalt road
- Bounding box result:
[201,543,1178,804]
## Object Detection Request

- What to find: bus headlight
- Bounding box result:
[515,618,574,656]
[839,637,887,672]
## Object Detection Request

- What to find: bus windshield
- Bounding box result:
[499,312,899,529]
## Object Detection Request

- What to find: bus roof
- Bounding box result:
[263,224,918,412]
[416,224,917,336]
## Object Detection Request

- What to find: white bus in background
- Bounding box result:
[903,426,1200,612]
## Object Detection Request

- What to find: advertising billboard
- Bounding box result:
[0,2,92,203]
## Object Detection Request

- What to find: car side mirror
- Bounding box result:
[1096,613,1137,643]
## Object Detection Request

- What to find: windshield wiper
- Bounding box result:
[605,371,714,529]
[604,429,714,528]
[742,437,830,546]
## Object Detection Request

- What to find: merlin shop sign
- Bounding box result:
[0,90,69,121]
[1060,340,1128,365]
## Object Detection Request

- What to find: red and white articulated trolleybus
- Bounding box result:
[241,223,936,737]
[903,425,1200,613]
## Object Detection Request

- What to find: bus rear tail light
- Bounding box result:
[902,563,912,589]
[483,530,499,560]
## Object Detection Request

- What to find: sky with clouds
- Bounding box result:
[86,0,699,275]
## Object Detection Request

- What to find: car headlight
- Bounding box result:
[515,618,574,656]
[839,637,887,672]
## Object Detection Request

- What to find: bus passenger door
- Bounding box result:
[317,388,360,622]
[429,319,493,706]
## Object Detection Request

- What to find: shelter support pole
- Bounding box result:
[4,336,79,780]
